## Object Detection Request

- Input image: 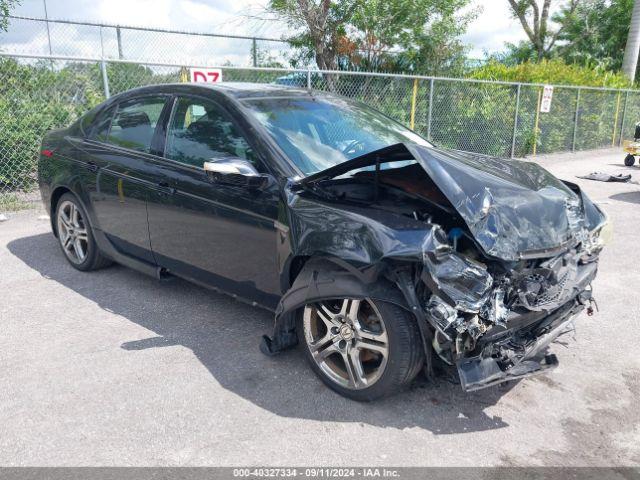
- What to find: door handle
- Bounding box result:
[86,161,99,172]
[157,181,177,195]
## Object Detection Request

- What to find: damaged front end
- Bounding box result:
[421,223,601,391]
[264,143,608,392]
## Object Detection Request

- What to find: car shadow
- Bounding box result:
[8,233,513,435]
[609,191,640,205]
[606,163,640,168]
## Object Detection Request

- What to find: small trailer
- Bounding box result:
[623,122,640,166]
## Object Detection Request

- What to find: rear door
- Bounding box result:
[146,95,282,308]
[83,95,171,264]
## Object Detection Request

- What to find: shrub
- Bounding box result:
[468,59,632,89]
[0,59,104,190]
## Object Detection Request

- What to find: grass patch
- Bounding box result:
[0,192,36,212]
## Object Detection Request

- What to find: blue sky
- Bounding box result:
[4,0,530,62]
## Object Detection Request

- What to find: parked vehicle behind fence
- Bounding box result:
[38,82,608,400]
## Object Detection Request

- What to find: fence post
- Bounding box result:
[612,92,622,147]
[43,0,53,56]
[101,61,110,99]
[306,69,311,90]
[426,78,434,141]
[116,26,123,59]
[409,78,419,130]
[511,83,521,158]
[619,91,629,146]
[99,26,105,59]
[572,88,581,152]
[252,38,258,67]
[532,88,542,156]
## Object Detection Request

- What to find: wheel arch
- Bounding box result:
[263,257,418,355]
[49,184,94,237]
[49,186,72,237]
[283,254,310,292]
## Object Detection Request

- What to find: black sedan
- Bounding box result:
[38,82,608,400]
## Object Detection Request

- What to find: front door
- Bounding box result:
[146,95,282,309]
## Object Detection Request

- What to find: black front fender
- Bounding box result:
[261,258,411,355]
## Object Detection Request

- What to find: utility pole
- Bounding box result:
[622,0,640,82]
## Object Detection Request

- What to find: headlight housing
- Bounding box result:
[583,210,612,255]
[597,217,613,246]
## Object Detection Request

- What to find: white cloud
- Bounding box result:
[463,1,527,57]
[97,0,173,28]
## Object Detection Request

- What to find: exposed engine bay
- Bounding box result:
[263,143,608,391]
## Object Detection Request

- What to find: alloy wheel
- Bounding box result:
[303,298,389,390]
[57,200,89,264]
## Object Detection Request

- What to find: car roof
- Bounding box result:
[112,82,319,102]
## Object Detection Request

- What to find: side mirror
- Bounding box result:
[203,157,271,189]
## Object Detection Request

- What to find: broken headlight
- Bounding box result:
[592,216,613,246]
[421,226,493,313]
[581,213,612,257]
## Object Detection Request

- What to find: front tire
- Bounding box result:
[624,154,635,166]
[298,297,424,401]
[55,193,112,271]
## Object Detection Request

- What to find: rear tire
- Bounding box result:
[624,154,635,166]
[298,297,424,401]
[55,193,112,271]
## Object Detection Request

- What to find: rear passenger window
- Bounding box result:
[91,107,115,142]
[104,96,166,153]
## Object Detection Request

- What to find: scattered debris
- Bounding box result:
[37,215,50,221]
[577,172,631,182]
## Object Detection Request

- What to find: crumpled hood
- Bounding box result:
[405,144,590,260]
[300,143,605,261]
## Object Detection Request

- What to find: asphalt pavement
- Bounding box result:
[1,148,639,466]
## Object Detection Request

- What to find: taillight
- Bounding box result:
[41,149,54,158]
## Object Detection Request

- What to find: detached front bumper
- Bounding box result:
[456,300,585,392]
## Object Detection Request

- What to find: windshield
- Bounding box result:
[242,95,431,175]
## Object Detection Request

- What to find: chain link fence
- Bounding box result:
[1,54,639,212]
[1,15,292,67]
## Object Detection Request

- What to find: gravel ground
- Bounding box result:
[0,148,639,467]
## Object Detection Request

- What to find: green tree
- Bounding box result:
[250,42,286,68]
[266,0,359,71]
[553,0,633,71]
[1,0,19,32]
[266,0,475,76]
[106,62,156,95]
[350,0,476,75]
[506,0,581,60]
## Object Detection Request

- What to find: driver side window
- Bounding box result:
[166,97,257,168]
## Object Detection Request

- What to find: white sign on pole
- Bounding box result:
[540,85,554,113]
[189,68,223,83]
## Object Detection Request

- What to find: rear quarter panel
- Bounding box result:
[38,129,96,231]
